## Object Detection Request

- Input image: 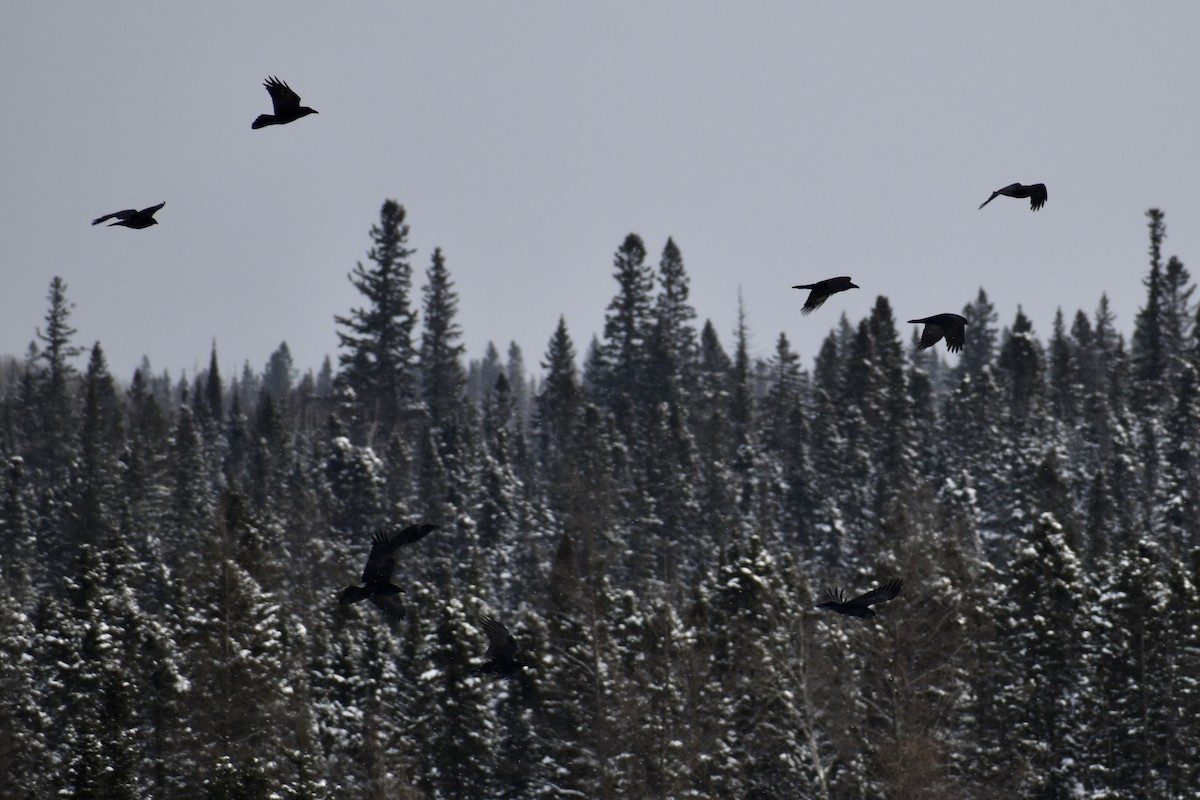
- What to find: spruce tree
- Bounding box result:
[598,233,655,431]
[1159,363,1200,549]
[647,237,698,405]
[29,277,82,561]
[993,514,1090,797]
[996,308,1046,431]
[535,316,580,467]
[419,247,467,429]
[335,199,419,437]
[263,341,296,400]
[1089,538,1182,795]
[1132,209,1169,411]
[76,344,125,550]
[505,341,531,431]
[957,287,999,381]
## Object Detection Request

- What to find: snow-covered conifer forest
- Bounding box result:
[1,201,1198,798]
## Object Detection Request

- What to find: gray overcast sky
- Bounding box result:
[4,2,1200,382]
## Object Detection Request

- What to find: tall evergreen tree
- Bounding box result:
[598,233,655,430]
[1159,363,1200,549]
[263,341,296,400]
[335,199,419,437]
[957,287,999,382]
[647,237,698,406]
[76,343,125,550]
[1132,209,1169,412]
[506,341,531,431]
[29,276,82,559]
[419,247,467,429]
[993,513,1090,797]
[1160,254,1194,375]
[535,317,580,465]
[1089,538,1188,796]
[414,593,495,799]
[996,308,1046,431]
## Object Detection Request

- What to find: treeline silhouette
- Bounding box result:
[1,201,1197,799]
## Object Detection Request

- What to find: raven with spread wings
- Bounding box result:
[908,313,968,354]
[792,276,859,315]
[816,578,903,618]
[978,182,1047,212]
[92,201,165,229]
[339,523,436,619]
[473,615,529,679]
[252,77,319,129]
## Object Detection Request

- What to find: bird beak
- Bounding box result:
[850,282,860,289]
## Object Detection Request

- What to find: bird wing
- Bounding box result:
[369,593,406,620]
[138,201,166,218]
[92,209,137,225]
[360,523,435,582]
[391,523,438,547]
[1029,183,1047,211]
[816,587,847,608]
[264,76,302,114]
[979,183,1022,209]
[800,289,828,315]
[361,529,397,583]
[978,192,1000,210]
[851,578,903,608]
[915,322,944,351]
[944,320,966,353]
[480,615,518,659]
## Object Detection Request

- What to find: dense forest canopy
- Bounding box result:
[1,202,1198,799]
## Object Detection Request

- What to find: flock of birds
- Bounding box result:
[791,181,1048,354]
[789,183,1048,623]
[89,77,1044,672]
[338,524,527,678]
[88,76,527,677]
[336,518,905,679]
[90,77,318,229]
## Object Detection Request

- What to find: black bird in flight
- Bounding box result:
[816,578,903,618]
[978,182,1047,212]
[339,523,437,619]
[473,615,529,679]
[251,77,318,129]
[908,313,968,354]
[91,201,165,229]
[792,276,859,315]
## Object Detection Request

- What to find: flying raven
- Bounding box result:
[339,523,436,619]
[816,578,903,618]
[791,276,859,315]
[473,615,529,679]
[251,77,318,129]
[92,201,165,229]
[978,182,1047,212]
[908,313,968,354]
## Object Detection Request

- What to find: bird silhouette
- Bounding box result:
[339,523,436,619]
[908,313,968,353]
[791,276,859,315]
[978,182,1047,211]
[473,615,529,679]
[92,202,165,229]
[816,578,903,618]
[251,77,318,129]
